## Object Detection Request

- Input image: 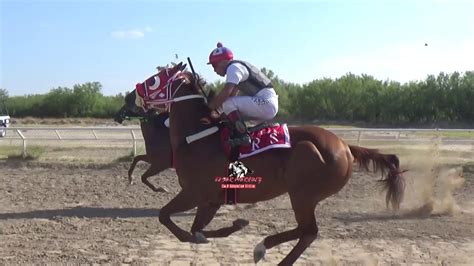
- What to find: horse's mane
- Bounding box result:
[177,71,220,125]
[181,71,205,89]
[180,71,216,101]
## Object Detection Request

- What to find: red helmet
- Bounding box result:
[207,42,233,65]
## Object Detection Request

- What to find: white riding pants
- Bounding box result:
[222,88,279,121]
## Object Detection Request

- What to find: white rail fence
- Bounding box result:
[1,127,473,158]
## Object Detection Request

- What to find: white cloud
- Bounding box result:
[316,38,474,83]
[110,26,153,39]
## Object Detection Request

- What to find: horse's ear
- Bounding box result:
[172,62,186,72]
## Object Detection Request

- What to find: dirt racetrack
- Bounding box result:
[1,152,473,265]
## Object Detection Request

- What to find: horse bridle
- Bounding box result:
[166,75,220,144]
[169,74,208,104]
[137,68,214,144]
[140,73,207,113]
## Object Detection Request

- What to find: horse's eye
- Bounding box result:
[148,76,161,90]
[145,77,154,86]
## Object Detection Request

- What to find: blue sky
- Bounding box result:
[1,0,473,96]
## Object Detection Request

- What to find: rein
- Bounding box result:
[139,65,215,144]
[170,75,207,104]
[167,74,218,144]
[173,94,207,103]
[187,57,209,101]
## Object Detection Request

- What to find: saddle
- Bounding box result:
[186,114,292,162]
[219,120,292,162]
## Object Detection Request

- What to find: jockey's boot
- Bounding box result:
[227,110,251,147]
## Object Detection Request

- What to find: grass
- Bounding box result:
[115,151,135,162]
[408,130,474,138]
[11,117,140,127]
[2,118,472,164]
[0,145,46,160]
[0,143,146,162]
[436,130,474,138]
[115,146,146,162]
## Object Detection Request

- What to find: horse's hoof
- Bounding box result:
[233,219,249,229]
[254,241,266,263]
[193,232,209,244]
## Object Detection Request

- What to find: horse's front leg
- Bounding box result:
[158,190,202,243]
[127,155,149,184]
[191,203,249,239]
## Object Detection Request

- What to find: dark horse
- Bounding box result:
[126,63,406,265]
[115,104,172,192]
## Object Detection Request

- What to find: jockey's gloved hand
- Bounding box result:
[200,110,218,125]
[211,110,222,119]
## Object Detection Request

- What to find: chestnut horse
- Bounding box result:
[114,105,172,192]
[126,63,405,265]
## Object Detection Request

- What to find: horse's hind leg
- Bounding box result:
[278,201,318,265]
[254,198,318,265]
[255,141,323,264]
[141,164,168,192]
[159,189,202,243]
[191,204,249,239]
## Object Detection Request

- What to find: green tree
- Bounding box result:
[0,88,8,114]
[7,94,46,117]
[42,87,74,117]
[70,82,102,116]
[457,71,474,121]
[0,88,8,100]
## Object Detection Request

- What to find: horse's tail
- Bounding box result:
[348,145,406,210]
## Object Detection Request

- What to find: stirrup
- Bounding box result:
[234,120,248,134]
[229,134,251,147]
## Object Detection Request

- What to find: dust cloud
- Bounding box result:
[401,134,466,217]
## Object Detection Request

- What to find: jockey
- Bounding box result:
[207,42,279,147]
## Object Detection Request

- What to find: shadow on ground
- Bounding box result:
[0,207,199,220]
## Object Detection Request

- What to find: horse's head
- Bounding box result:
[134,62,188,110]
[114,89,149,124]
[136,62,210,115]
[114,104,130,124]
[116,78,177,123]
[120,62,189,115]
[121,62,214,128]
[114,101,159,124]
